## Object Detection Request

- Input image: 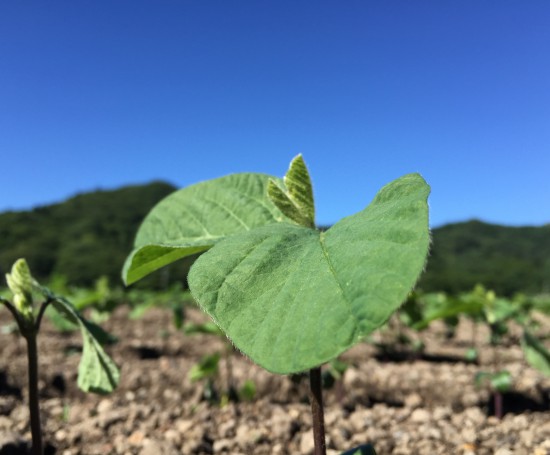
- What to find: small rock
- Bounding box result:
[140,439,179,455]
[96,398,113,414]
[0,416,13,430]
[405,393,423,409]
[213,438,233,452]
[463,407,485,426]
[218,418,236,437]
[299,432,315,454]
[176,419,194,433]
[494,448,513,455]
[127,430,145,446]
[432,406,451,421]
[461,427,477,444]
[98,409,127,429]
[163,429,180,444]
[410,408,431,423]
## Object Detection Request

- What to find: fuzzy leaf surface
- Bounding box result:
[123,173,288,285]
[267,154,315,227]
[189,173,430,373]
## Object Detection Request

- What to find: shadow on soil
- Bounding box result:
[0,372,21,398]
[374,350,476,365]
[486,389,550,417]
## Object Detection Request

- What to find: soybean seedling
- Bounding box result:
[0,259,119,455]
[185,321,256,405]
[123,155,430,454]
[411,285,550,418]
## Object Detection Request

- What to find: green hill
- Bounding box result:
[0,181,176,287]
[418,220,550,295]
[1,184,549,295]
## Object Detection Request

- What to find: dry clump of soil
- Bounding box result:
[1,305,549,455]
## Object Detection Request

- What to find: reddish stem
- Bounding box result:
[309,367,327,455]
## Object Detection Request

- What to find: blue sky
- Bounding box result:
[1,2,548,227]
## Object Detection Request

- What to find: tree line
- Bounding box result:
[1,182,548,295]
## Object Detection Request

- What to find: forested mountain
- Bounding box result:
[0,181,176,286]
[1,183,548,295]
[418,220,550,295]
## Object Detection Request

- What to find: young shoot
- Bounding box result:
[0,259,120,455]
[123,155,430,454]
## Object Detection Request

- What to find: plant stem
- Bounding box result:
[25,332,43,455]
[309,367,326,455]
[494,390,503,420]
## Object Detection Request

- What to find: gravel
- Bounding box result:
[1,306,549,454]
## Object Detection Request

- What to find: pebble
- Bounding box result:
[299,432,315,454]
[410,408,431,423]
[405,392,423,408]
[2,306,550,454]
[96,398,113,414]
[461,427,477,444]
[55,429,67,442]
[140,439,178,455]
[494,448,513,455]
[213,438,233,452]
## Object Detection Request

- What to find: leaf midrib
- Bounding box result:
[318,232,360,329]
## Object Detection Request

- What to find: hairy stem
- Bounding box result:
[309,367,326,455]
[25,332,43,455]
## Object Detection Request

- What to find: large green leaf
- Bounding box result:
[189,173,430,373]
[123,173,289,285]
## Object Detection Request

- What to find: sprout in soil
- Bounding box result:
[123,155,430,454]
[1,259,120,455]
[409,285,550,419]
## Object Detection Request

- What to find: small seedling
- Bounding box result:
[185,321,252,404]
[475,370,512,419]
[123,155,430,454]
[0,259,119,455]
[410,286,550,418]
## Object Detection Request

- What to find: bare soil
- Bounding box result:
[1,305,549,455]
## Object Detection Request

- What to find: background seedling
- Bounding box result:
[409,285,550,418]
[184,321,256,405]
[0,259,119,455]
[123,155,430,454]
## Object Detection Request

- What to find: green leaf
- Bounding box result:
[268,154,315,228]
[45,305,79,332]
[522,330,550,376]
[5,259,35,320]
[465,347,478,362]
[490,371,513,392]
[123,173,288,285]
[184,321,224,336]
[39,287,120,394]
[189,353,221,381]
[189,173,430,373]
[239,379,256,401]
[475,370,512,392]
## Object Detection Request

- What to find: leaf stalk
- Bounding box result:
[24,331,43,455]
[309,366,327,455]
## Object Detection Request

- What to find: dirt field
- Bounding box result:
[1,305,549,455]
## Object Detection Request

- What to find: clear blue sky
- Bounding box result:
[1,2,548,227]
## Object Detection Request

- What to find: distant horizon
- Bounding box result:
[1,178,547,230]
